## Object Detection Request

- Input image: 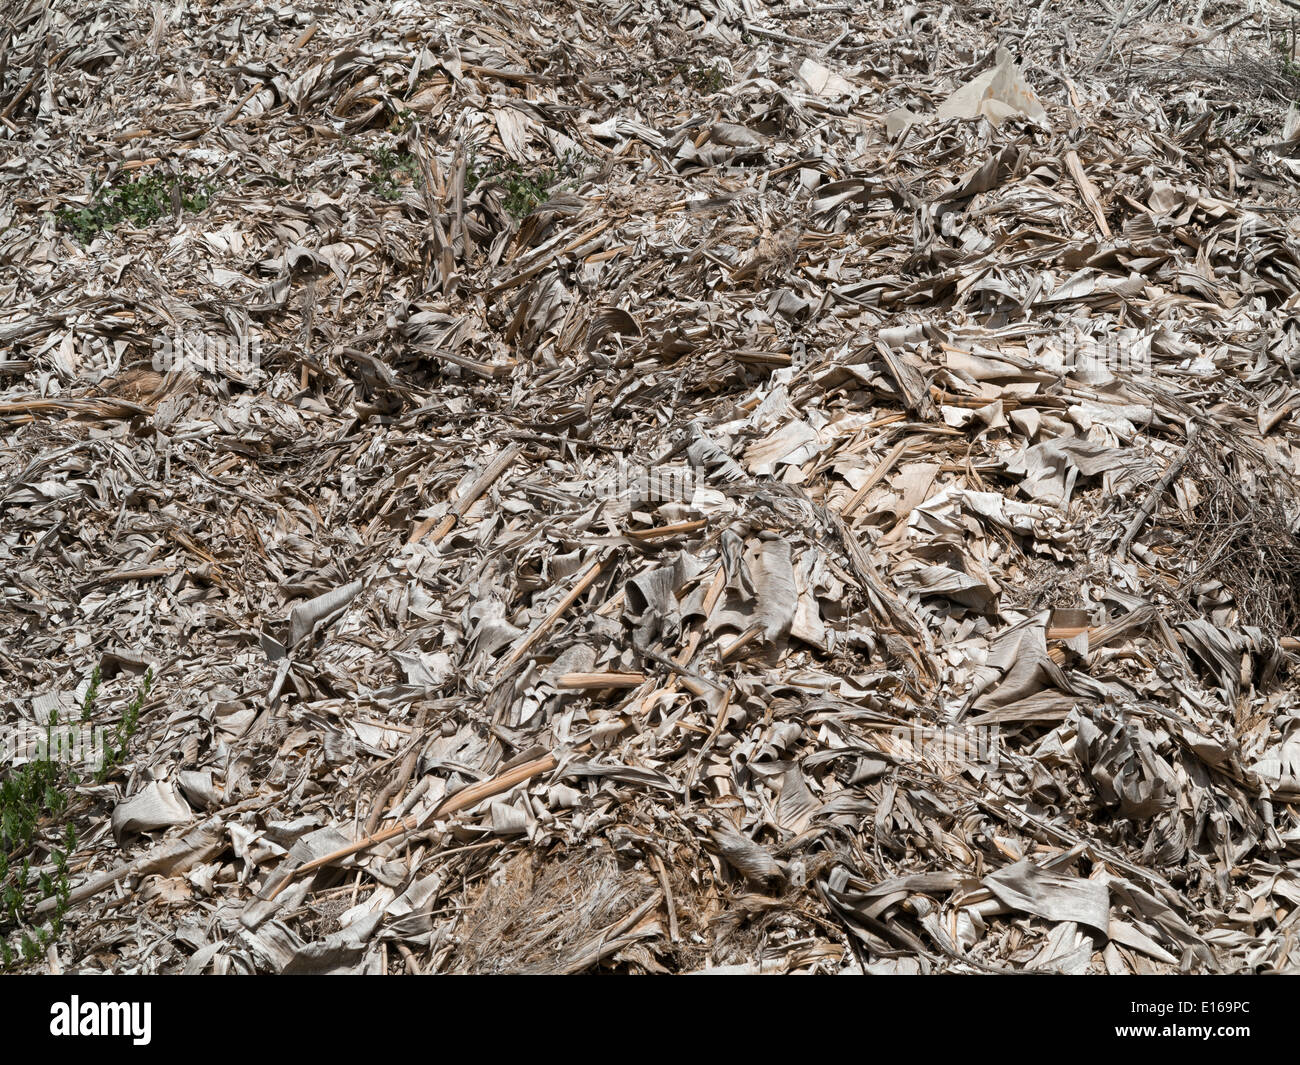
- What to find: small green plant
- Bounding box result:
[0,748,62,854]
[0,667,152,968]
[680,62,727,93]
[369,145,421,201]
[57,173,214,243]
[95,667,152,784]
[466,148,586,221]
[80,666,99,723]
[0,739,70,968]
[499,167,555,219]
[388,108,417,135]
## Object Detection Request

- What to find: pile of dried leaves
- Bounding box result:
[4,0,1300,973]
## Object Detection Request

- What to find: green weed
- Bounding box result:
[95,667,152,785]
[388,108,417,135]
[466,148,586,221]
[0,667,152,969]
[80,666,99,723]
[680,62,727,93]
[369,145,420,201]
[57,173,214,244]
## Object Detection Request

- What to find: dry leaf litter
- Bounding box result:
[4,0,1300,973]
